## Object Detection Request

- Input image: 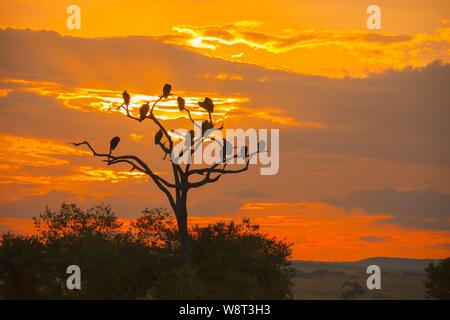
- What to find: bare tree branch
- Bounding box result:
[188,160,250,189]
[71,141,177,208]
[118,97,184,177]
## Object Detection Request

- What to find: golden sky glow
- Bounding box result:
[1,0,449,77]
[165,22,450,77]
[0,1,449,261]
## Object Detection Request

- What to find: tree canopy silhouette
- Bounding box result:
[0,203,293,299]
[424,257,450,299]
[72,84,261,267]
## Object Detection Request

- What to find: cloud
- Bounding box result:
[360,236,389,243]
[224,187,267,199]
[0,29,448,171]
[170,22,415,53]
[282,61,450,167]
[0,132,87,168]
[225,201,450,261]
[0,28,449,235]
[426,243,450,250]
[190,197,242,216]
[327,187,450,230]
[0,190,86,218]
[161,21,450,77]
[0,189,166,219]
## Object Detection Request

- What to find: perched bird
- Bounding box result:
[139,102,150,122]
[154,129,163,145]
[198,97,214,114]
[122,90,130,107]
[108,136,121,161]
[162,83,172,98]
[177,96,185,111]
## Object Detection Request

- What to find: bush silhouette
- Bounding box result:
[340,281,366,300]
[155,219,294,299]
[425,257,450,300]
[0,203,293,299]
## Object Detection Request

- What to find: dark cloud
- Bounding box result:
[365,33,411,44]
[224,187,267,199]
[327,187,450,230]
[0,190,164,218]
[360,236,389,243]
[0,190,83,218]
[425,243,450,250]
[190,197,242,216]
[282,61,450,167]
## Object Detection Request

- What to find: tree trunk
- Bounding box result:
[175,194,191,268]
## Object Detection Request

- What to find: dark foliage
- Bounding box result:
[424,257,450,300]
[340,281,366,300]
[0,203,293,299]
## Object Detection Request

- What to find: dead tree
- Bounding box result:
[72,84,258,268]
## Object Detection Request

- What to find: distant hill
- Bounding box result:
[291,257,440,274]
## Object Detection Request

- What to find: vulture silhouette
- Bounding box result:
[139,102,150,122]
[177,96,185,111]
[162,83,172,98]
[108,136,121,161]
[198,97,214,114]
[122,90,130,107]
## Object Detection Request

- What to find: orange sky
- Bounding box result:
[1,0,449,77]
[0,1,449,261]
[3,201,450,261]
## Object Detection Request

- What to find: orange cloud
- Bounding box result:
[0,217,35,235]
[2,77,308,127]
[164,22,450,77]
[0,133,151,203]
[200,73,244,81]
[190,202,450,261]
[0,132,87,168]
[0,78,245,121]
[129,133,144,141]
